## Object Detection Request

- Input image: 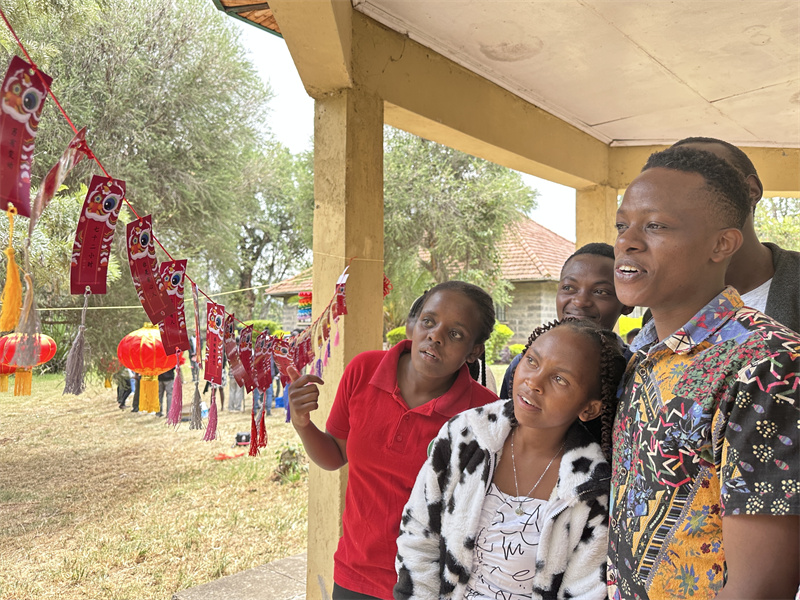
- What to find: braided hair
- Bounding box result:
[522,318,627,461]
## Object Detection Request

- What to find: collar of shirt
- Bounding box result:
[369,338,474,417]
[633,286,744,356]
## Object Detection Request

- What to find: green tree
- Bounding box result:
[755,197,800,251]
[0,0,295,369]
[383,126,537,328]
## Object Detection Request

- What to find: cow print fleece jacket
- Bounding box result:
[394,399,609,600]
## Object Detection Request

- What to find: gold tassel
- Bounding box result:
[0,374,8,392]
[104,376,112,388]
[139,375,159,413]
[0,208,22,332]
[14,367,31,396]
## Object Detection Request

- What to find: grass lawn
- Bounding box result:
[0,373,307,600]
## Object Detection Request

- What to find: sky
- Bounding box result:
[234,20,577,242]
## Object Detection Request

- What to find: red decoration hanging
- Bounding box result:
[238,324,255,393]
[29,126,88,233]
[0,56,51,218]
[157,259,190,354]
[272,337,293,386]
[70,175,125,295]
[126,215,175,324]
[223,312,247,389]
[117,324,178,413]
[203,302,224,385]
[0,332,56,395]
[252,330,273,392]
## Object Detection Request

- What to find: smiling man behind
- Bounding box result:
[607,146,800,599]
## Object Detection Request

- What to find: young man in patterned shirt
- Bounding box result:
[607,146,799,599]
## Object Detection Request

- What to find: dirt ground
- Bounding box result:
[0,374,307,600]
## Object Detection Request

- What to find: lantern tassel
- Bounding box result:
[139,375,159,413]
[190,382,202,430]
[258,404,267,448]
[63,290,90,396]
[248,405,259,456]
[203,388,218,441]
[14,368,31,396]
[0,208,22,332]
[0,374,8,392]
[167,351,183,426]
[12,271,41,368]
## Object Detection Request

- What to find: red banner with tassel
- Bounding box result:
[126,215,176,324]
[70,175,125,295]
[0,56,51,218]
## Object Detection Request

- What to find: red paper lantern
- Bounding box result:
[0,333,58,395]
[0,362,14,393]
[117,324,178,413]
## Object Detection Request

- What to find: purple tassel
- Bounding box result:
[63,290,89,395]
[203,388,218,441]
[167,354,182,426]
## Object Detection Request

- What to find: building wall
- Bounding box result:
[503,281,559,345]
[280,301,299,332]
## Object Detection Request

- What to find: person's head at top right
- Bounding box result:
[614,145,749,340]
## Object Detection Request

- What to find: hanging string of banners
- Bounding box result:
[0,9,363,451]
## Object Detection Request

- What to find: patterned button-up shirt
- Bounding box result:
[608,287,800,600]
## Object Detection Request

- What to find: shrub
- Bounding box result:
[242,319,282,336]
[509,343,525,358]
[386,326,406,346]
[484,323,514,365]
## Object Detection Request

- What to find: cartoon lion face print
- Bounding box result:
[85,180,123,227]
[128,221,152,261]
[161,263,185,297]
[1,65,44,136]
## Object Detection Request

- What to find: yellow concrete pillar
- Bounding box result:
[307,85,384,600]
[575,184,618,248]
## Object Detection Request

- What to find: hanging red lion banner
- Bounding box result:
[126,215,175,324]
[30,126,88,233]
[252,330,273,393]
[157,259,190,354]
[204,302,225,385]
[238,324,255,393]
[223,312,247,389]
[0,56,52,218]
[272,337,294,386]
[70,175,125,295]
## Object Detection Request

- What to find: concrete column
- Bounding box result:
[307,85,384,600]
[575,184,618,248]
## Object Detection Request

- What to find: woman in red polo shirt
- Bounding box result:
[288,281,498,600]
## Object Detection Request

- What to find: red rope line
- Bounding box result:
[0,8,227,316]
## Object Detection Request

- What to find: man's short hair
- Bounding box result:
[642,146,751,229]
[672,136,763,199]
[561,242,614,276]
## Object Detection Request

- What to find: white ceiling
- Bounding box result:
[353,0,800,147]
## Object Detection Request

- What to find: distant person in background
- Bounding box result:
[499,242,633,398]
[189,335,199,383]
[625,327,640,345]
[116,369,132,410]
[130,372,141,413]
[156,367,175,417]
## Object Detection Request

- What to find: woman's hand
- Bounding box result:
[287,365,324,429]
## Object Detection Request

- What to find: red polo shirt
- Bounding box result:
[326,339,497,599]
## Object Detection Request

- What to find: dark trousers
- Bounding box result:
[331,583,381,600]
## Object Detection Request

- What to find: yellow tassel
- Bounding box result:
[104,375,112,388]
[0,374,8,392]
[0,208,22,332]
[139,375,159,413]
[14,368,31,396]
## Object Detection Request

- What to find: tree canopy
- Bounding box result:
[0,0,310,368]
[383,126,537,327]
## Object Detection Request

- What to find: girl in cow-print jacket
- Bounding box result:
[395,320,626,600]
